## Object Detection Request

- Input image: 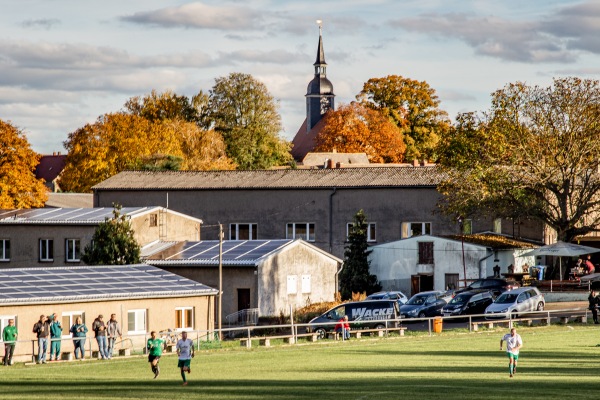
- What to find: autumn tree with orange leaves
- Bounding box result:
[0,119,47,208]
[314,102,406,163]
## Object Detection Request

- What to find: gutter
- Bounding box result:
[329,188,337,253]
[478,249,494,279]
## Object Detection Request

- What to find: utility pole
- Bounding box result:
[218,223,223,341]
[458,216,466,288]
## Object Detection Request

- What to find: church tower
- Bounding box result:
[305,21,335,132]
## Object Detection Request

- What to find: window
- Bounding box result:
[401,222,431,238]
[62,311,84,338]
[149,213,158,227]
[65,239,81,262]
[301,275,311,294]
[445,273,459,290]
[346,223,377,242]
[0,316,15,342]
[0,239,9,261]
[286,223,315,241]
[127,309,147,334]
[493,218,502,234]
[230,223,257,240]
[287,275,297,295]
[39,239,54,261]
[418,241,434,264]
[175,307,194,330]
[462,219,473,235]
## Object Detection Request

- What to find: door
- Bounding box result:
[237,288,250,311]
[411,275,420,296]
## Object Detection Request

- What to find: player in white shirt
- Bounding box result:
[500,327,523,378]
[176,331,195,386]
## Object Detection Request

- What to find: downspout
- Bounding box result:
[335,261,344,295]
[329,188,337,253]
[479,249,494,279]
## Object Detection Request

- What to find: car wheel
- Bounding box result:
[418,312,426,318]
[537,302,544,311]
[315,328,327,340]
[511,311,518,319]
[375,324,385,330]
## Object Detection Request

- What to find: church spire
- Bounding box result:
[305,20,335,131]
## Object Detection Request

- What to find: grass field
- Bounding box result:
[2,324,600,399]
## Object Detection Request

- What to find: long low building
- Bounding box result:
[0,264,217,362]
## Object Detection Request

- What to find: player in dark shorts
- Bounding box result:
[146,331,164,379]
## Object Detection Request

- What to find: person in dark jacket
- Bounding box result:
[589,290,599,324]
[70,316,88,360]
[92,315,109,360]
[32,315,50,364]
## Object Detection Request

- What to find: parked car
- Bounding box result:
[366,291,409,305]
[441,289,495,318]
[308,300,401,339]
[455,278,519,297]
[485,287,545,319]
[399,291,448,318]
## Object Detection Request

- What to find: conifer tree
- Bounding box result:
[339,210,381,300]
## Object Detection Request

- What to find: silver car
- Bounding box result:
[485,287,544,319]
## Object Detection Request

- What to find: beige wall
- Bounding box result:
[0,295,214,362]
[0,208,201,268]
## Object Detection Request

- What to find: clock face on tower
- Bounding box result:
[320,97,330,114]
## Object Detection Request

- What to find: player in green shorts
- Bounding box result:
[146,331,164,379]
[176,331,195,386]
[500,327,523,378]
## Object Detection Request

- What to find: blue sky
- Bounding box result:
[1,0,599,154]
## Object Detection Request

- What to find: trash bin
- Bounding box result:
[537,266,546,280]
[433,317,443,333]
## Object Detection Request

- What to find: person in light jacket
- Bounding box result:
[106,313,122,360]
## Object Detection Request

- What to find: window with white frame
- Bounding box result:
[65,239,81,262]
[0,239,9,261]
[287,275,297,295]
[346,222,377,242]
[401,222,431,238]
[127,309,147,334]
[301,275,311,294]
[39,239,54,261]
[0,315,16,342]
[229,223,258,240]
[62,311,84,338]
[286,223,315,241]
[175,307,194,330]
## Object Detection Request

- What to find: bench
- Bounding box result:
[327,332,339,340]
[259,335,295,347]
[118,348,131,356]
[295,332,319,342]
[471,321,498,331]
[240,338,251,348]
[61,352,73,361]
[165,344,177,353]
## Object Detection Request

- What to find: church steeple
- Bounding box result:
[306,20,335,132]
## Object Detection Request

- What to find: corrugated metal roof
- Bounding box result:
[140,241,179,258]
[0,264,217,305]
[92,167,445,191]
[0,207,159,225]
[145,239,294,266]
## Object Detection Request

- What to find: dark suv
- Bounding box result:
[441,289,495,317]
[455,278,519,297]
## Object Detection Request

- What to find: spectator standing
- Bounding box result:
[48,313,62,361]
[335,315,351,340]
[589,290,600,324]
[176,331,195,386]
[106,314,122,360]
[32,315,50,364]
[70,317,88,360]
[2,318,17,366]
[500,327,523,378]
[585,255,595,274]
[92,315,109,360]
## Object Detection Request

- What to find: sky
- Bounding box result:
[2,0,600,155]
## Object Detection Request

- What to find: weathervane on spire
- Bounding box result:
[316,19,322,36]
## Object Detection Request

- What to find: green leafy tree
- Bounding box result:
[0,119,47,208]
[357,75,450,162]
[438,77,600,243]
[206,72,292,169]
[82,205,141,265]
[339,210,381,300]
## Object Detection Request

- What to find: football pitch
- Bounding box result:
[2,325,600,400]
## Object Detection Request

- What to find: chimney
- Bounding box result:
[421,160,426,166]
[57,151,61,156]
[53,152,56,156]
[412,159,419,167]
[336,162,342,168]
[327,159,334,169]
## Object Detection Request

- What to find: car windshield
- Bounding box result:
[407,295,428,305]
[495,293,518,304]
[449,294,470,305]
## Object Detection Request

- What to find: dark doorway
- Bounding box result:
[411,274,434,296]
[237,288,250,311]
